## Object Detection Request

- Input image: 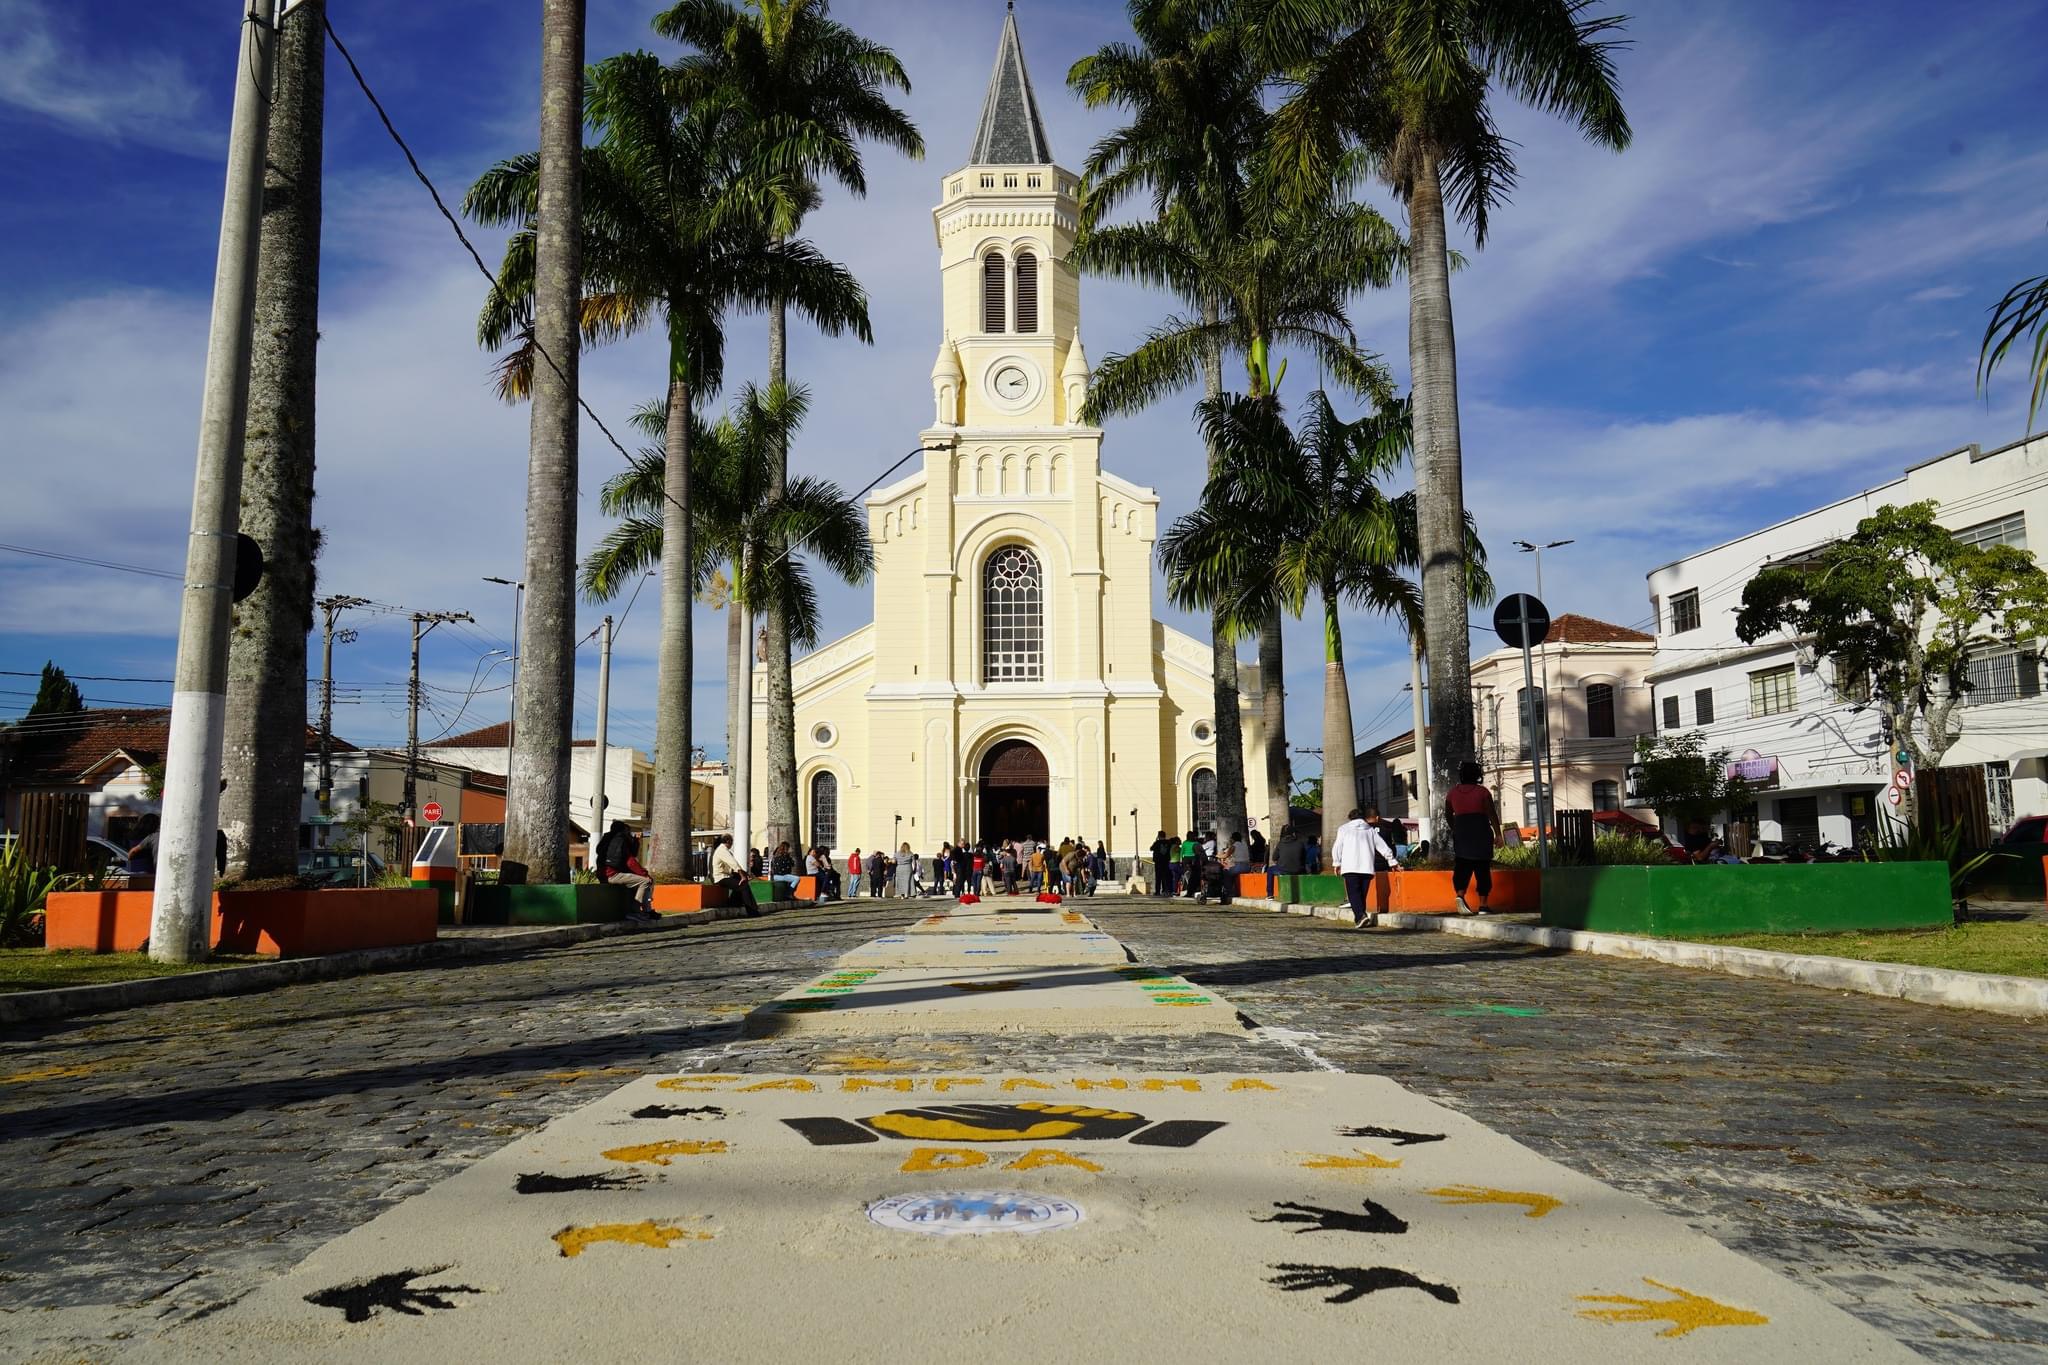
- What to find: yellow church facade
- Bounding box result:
[747,8,1271,857]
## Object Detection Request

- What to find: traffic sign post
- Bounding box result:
[1493,594,1554,869]
[422,800,444,825]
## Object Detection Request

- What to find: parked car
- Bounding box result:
[298,848,385,887]
[1996,814,2048,846]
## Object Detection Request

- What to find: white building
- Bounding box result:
[1645,432,2048,848]
[426,721,658,836]
[747,8,1272,856]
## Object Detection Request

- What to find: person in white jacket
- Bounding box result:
[1329,807,1401,928]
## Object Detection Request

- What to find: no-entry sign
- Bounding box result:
[1493,593,1551,649]
[422,801,444,823]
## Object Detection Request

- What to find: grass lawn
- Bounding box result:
[0,948,265,993]
[1691,922,2047,979]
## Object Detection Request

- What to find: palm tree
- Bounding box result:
[465,51,870,876]
[580,385,874,793]
[1262,0,1631,805]
[1075,190,1400,837]
[1160,388,1492,846]
[1069,3,1267,843]
[1980,272,2048,430]
[221,0,326,878]
[657,0,921,858]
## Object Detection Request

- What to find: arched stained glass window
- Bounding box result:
[1191,768,1217,835]
[1014,252,1038,333]
[809,771,838,852]
[982,546,1043,682]
[982,252,1007,333]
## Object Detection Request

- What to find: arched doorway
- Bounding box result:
[978,739,1048,842]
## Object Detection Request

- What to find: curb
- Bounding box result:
[1233,897,2048,1020]
[0,899,803,1028]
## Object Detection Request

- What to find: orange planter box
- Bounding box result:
[44,889,438,957]
[651,882,728,913]
[1384,869,1541,914]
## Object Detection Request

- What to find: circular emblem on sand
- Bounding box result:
[867,1191,1083,1237]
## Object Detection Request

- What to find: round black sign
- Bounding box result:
[232,534,265,603]
[1493,593,1551,649]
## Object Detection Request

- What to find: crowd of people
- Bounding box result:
[730,836,1117,902]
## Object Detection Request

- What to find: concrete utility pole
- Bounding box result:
[589,615,612,842]
[150,0,281,964]
[1410,641,1434,843]
[315,594,368,809]
[733,607,759,859]
[406,610,473,818]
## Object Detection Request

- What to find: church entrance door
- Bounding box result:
[978,739,1048,843]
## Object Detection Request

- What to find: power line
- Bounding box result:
[321,13,675,510]
[0,542,183,581]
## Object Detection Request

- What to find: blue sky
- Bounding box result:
[3,0,2046,774]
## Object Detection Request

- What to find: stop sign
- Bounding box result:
[422,801,444,823]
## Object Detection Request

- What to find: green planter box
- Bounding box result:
[464,884,634,926]
[1278,874,1347,905]
[1539,862,1950,936]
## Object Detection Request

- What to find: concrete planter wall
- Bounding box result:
[43,889,438,956]
[1270,870,1540,912]
[1540,862,1951,935]
[463,884,633,926]
[651,882,727,913]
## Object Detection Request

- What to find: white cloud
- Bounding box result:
[1908,284,1968,303]
[0,0,217,155]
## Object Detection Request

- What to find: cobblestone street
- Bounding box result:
[2,897,2042,1361]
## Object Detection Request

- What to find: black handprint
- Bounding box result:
[304,1266,484,1323]
[630,1104,726,1120]
[1337,1125,1446,1147]
[515,1171,643,1194]
[1257,1199,1409,1235]
[1267,1264,1460,1306]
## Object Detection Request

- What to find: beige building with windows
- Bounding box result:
[746,9,1269,856]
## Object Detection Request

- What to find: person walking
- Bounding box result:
[1443,761,1502,914]
[1330,807,1400,928]
[847,847,865,899]
[596,820,658,920]
[866,847,886,898]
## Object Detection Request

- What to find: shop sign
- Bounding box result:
[1725,750,1780,788]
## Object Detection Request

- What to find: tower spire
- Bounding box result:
[969,4,1052,165]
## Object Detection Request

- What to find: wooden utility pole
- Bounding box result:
[150,0,281,964]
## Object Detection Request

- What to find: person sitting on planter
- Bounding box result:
[770,842,799,900]
[596,821,657,920]
[710,835,760,916]
[1442,762,1502,915]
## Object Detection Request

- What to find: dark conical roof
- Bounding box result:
[969,5,1053,166]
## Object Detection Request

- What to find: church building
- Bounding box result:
[747,7,1271,856]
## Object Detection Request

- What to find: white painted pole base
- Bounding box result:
[151,691,226,962]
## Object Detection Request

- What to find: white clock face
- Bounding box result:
[994,365,1030,399]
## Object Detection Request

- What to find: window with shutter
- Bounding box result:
[1014,252,1038,333]
[1695,688,1715,724]
[1662,695,1680,729]
[1592,780,1619,812]
[982,253,1006,332]
[1585,683,1615,738]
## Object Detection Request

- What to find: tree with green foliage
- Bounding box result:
[1736,501,2048,825]
[26,662,83,717]
[580,383,874,772]
[657,0,921,862]
[1260,0,1633,811]
[1979,269,2048,430]
[466,51,870,876]
[1631,731,1746,833]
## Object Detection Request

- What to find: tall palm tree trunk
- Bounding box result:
[650,352,694,877]
[1318,586,1357,850]
[763,291,800,852]
[222,0,324,879]
[1408,147,1473,805]
[504,0,584,883]
[1260,605,1291,839]
[1202,298,1249,840]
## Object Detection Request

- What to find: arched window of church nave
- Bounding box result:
[809,770,838,853]
[1014,251,1039,333]
[982,545,1044,682]
[1191,768,1217,835]
[982,252,1007,333]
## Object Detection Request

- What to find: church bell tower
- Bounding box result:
[929,3,1088,430]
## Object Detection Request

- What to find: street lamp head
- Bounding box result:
[483,575,523,588]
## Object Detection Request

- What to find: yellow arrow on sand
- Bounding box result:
[1300,1149,1401,1170]
[1426,1183,1563,1218]
[1576,1278,1771,1338]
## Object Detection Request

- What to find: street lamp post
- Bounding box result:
[1513,539,1573,838]
[482,575,524,752]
